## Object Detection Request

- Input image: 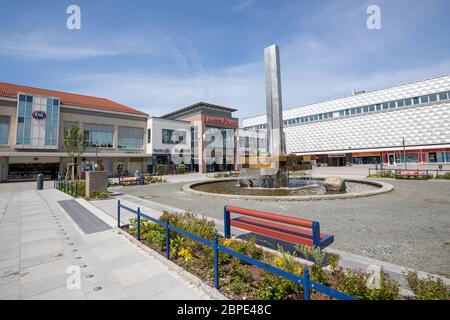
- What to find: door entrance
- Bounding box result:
[388,154,396,166]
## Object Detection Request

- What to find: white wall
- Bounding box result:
[147,118,191,158]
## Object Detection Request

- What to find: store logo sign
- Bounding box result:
[32,111,47,120]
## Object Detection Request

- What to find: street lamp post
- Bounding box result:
[402,137,407,170]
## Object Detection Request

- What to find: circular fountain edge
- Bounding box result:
[182,178,394,201]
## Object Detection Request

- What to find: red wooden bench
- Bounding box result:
[395,170,428,180]
[224,205,334,249]
[119,176,145,185]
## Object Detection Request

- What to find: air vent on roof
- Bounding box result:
[352,89,366,96]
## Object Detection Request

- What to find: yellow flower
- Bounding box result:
[274,256,284,268]
[222,239,234,247]
[178,248,193,261]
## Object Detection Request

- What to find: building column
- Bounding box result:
[0,157,8,182]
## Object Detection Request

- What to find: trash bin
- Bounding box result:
[37,174,44,190]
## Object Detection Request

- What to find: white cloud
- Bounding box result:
[0,35,118,60]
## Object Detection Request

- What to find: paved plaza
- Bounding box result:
[0,182,211,300]
[113,168,450,277]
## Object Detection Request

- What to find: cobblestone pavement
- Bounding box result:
[0,182,211,300]
[116,178,450,277]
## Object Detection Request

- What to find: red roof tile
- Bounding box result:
[0,82,148,116]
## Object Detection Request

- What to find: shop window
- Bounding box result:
[83,123,114,148]
[118,126,144,149]
[162,129,186,145]
[0,116,10,145]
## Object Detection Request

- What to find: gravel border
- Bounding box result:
[183,178,394,201]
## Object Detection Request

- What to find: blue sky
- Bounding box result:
[0,0,449,119]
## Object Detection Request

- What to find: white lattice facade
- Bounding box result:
[243,76,450,165]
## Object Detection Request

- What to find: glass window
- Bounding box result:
[429,94,437,102]
[375,104,382,111]
[0,116,10,145]
[445,152,450,163]
[405,98,412,106]
[413,97,420,105]
[420,95,429,104]
[147,129,151,143]
[389,101,396,109]
[397,99,405,107]
[350,108,356,115]
[438,92,448,101]
[368,105,375,112]
[162,129,186,144]
[83,123,114,148]
[382,102,389,110]
[119,126,144,149]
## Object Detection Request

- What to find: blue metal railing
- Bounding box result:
[117,200,356,300]
[54,179,79,197]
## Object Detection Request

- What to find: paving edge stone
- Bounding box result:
[182,178,394,201]
[115,227,228,300]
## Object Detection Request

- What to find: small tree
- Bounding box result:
[63,124,86,181]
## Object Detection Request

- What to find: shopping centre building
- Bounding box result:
[147,102,239,173]
[243,75,450,167]
[0,82,149,182]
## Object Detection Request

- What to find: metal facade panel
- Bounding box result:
[283,102,450,153]
[243,75,450,127]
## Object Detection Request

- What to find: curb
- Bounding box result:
[183,178,394,201]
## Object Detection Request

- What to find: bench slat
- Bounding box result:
[232,216,328,239]
[231,218,315,247]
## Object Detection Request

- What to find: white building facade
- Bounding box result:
[243,76,450,166]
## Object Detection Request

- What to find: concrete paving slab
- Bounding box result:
[0,183,215,300]
[110,260,166,288]
[26,285,87,300]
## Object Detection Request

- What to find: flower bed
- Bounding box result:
[121,211,448,300]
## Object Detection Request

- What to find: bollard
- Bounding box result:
[117,200,121,228]
[37,174,44,190]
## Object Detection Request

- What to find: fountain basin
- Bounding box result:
[183,178,393,201]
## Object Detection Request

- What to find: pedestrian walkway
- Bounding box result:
[0,182,212,300]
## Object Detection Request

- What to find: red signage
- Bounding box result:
[202,115,238,128]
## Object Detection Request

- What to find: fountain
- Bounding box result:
[184,45,393,200]
[239,44,314,189]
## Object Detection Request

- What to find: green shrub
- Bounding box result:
[295,245,325,267]
[434,172,450,179]
[368,170,395,178]
[328,253,341,270]
[156,164,167,175]
[223,237,264,260]
[331,268,400,300]
[227,258,253,294]
[87,191,112,200]
[257,273,294,300]
[405,271,450,300]
[176,164,186,174]
[145,176,167,184]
